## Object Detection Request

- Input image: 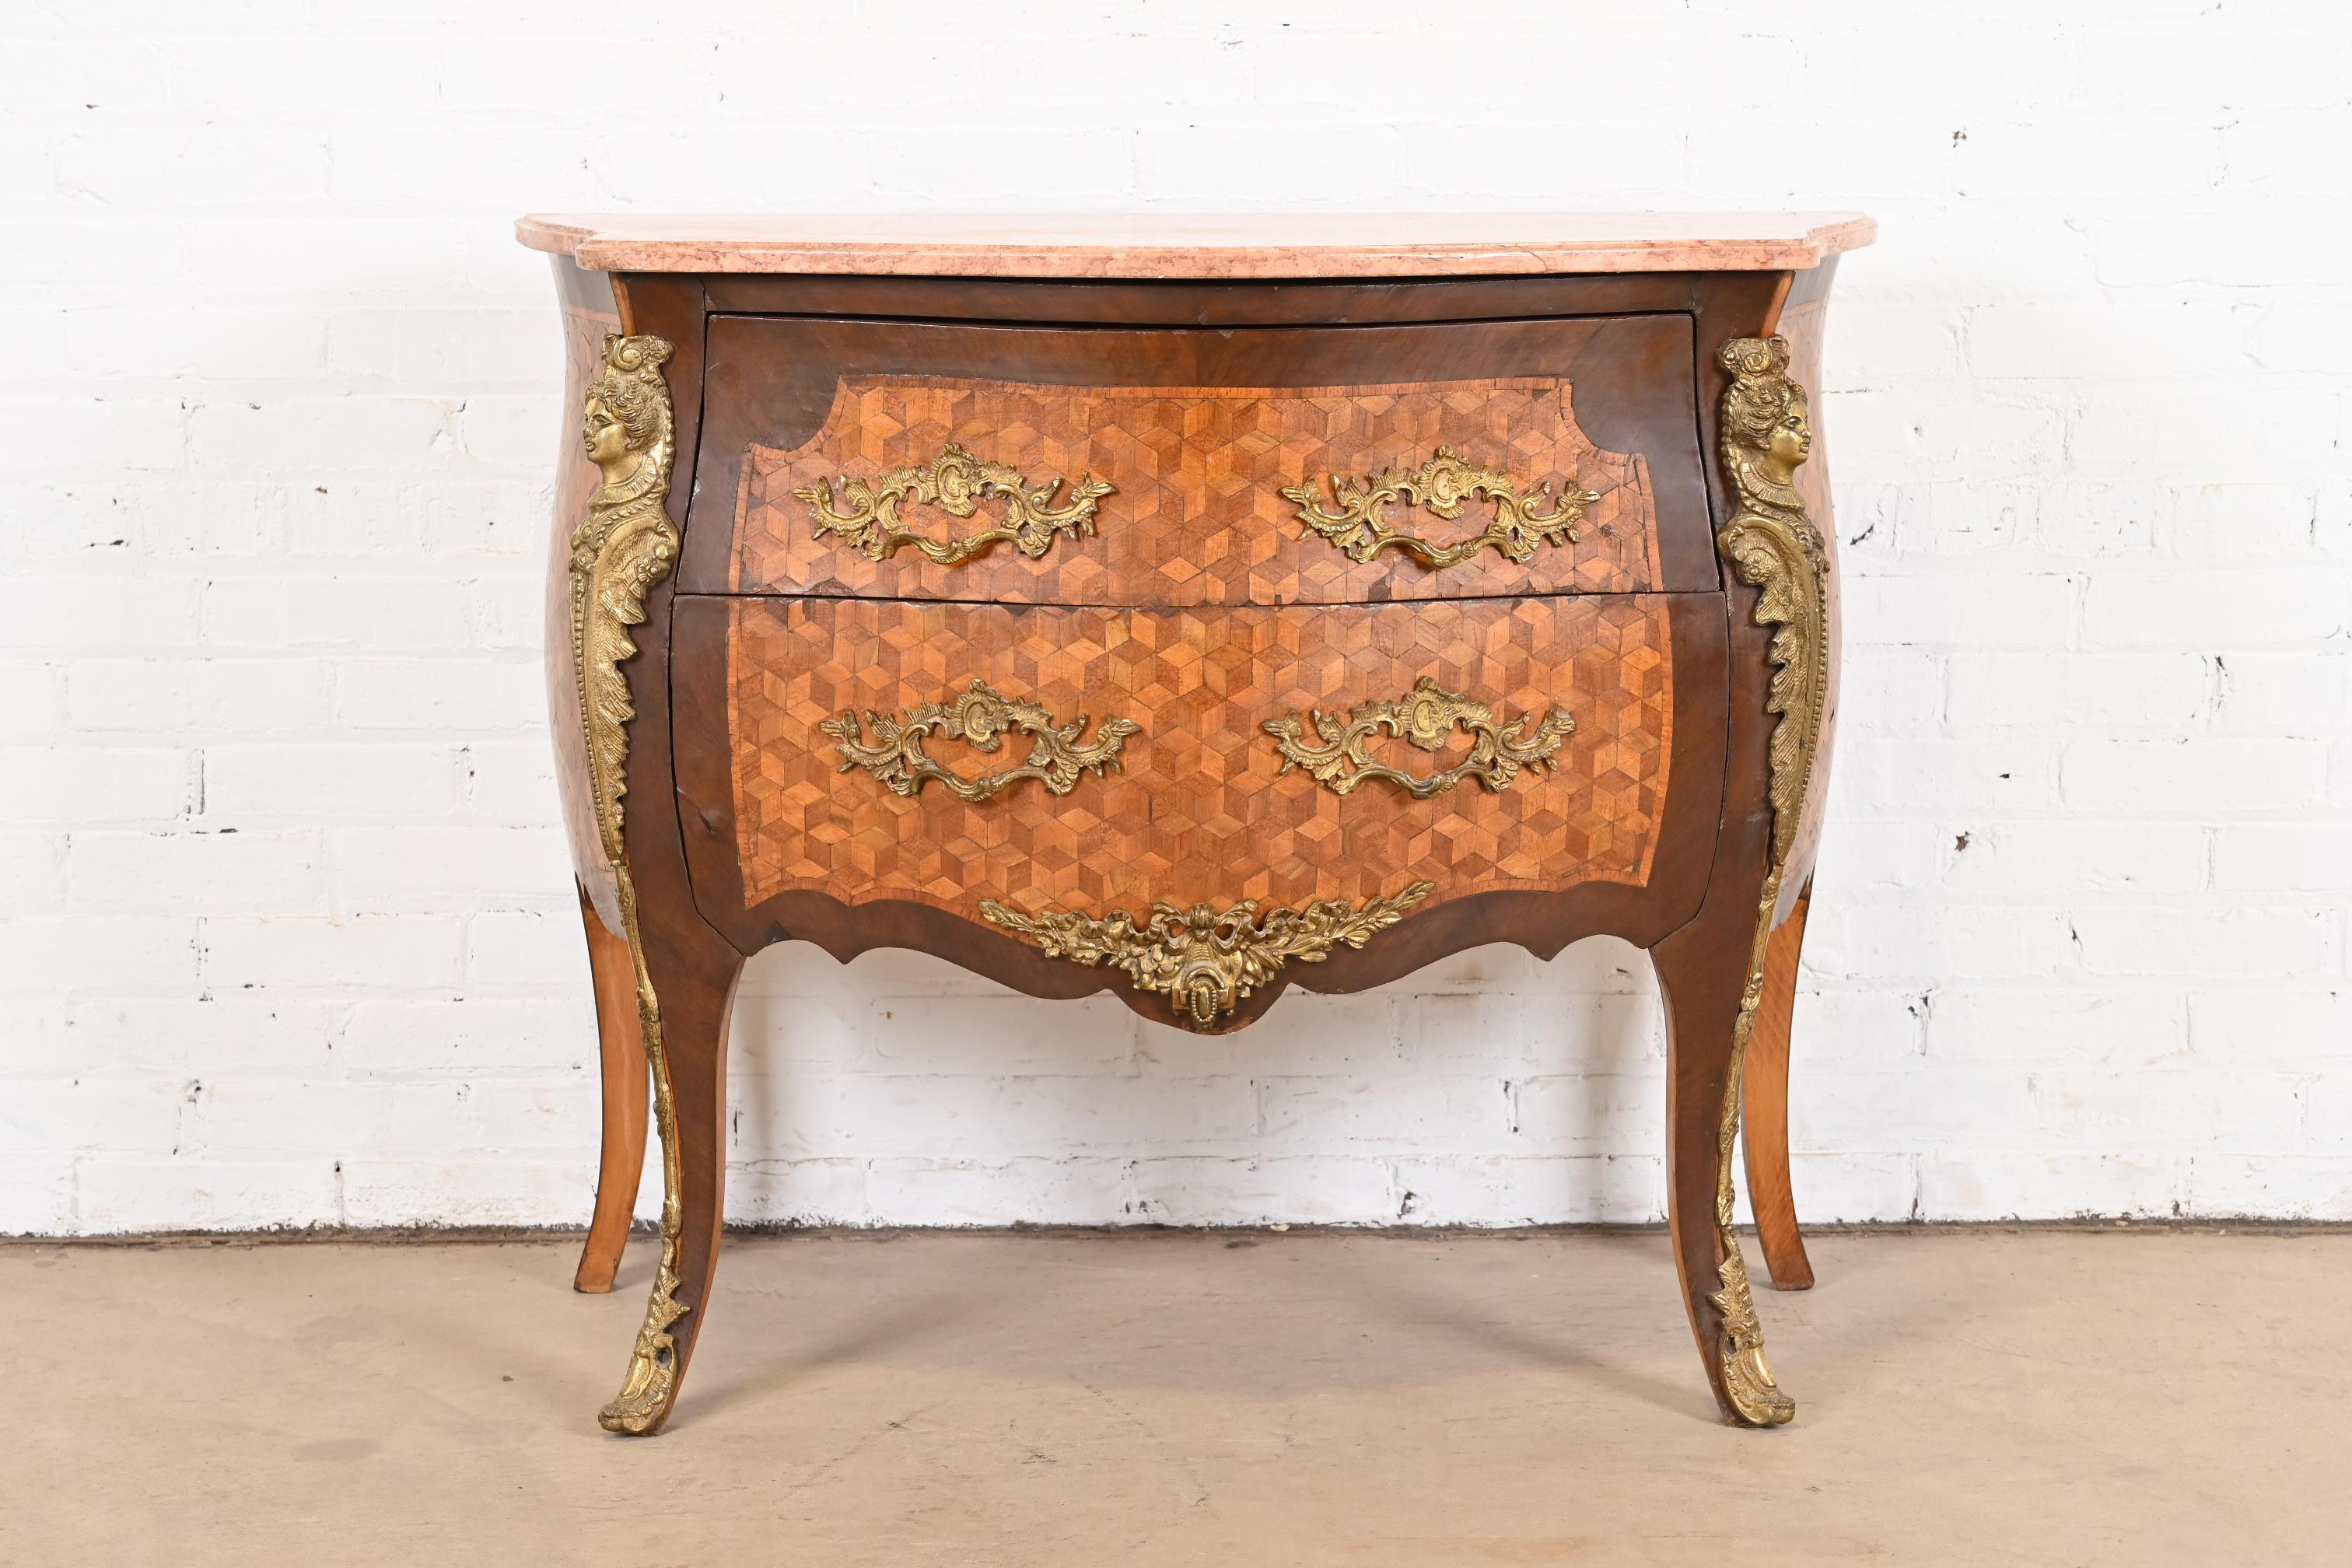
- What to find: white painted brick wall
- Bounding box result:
[6,0,2351,1234]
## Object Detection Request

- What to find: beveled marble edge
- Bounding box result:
[516,212,1877,277]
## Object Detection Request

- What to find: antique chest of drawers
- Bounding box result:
[519,212,1874,1437]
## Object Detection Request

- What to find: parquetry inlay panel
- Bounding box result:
[728,377,1662,604]
[726,597,1675,914]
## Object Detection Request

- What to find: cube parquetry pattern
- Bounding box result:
[726,376,1663,604]
[726,597,1675,915]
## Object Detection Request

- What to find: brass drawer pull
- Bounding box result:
[1264,677,1575,799]
[982,881,1434,1029]
[821,680,1139,803]
[796,442,1113,566]
[1279,446,1599,569]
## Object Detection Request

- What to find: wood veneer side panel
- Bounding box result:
[1763,258,1844,927]
[1671,269,1807,943]
[546,256,626,936]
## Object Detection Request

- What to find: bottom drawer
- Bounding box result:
[675,595,1717,941]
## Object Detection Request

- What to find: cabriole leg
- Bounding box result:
[1652,873,1797,1429]
[574,880,649,1294]
[597,912,744,1436]
[562,327,744,1433]
[1742,882,1815,1290]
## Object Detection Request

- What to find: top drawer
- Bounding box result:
[682,313,1717,604]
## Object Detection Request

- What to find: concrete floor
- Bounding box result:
[9,1228,2342,1566]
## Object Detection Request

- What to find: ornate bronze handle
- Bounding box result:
[982,882,1433,1029]
[821,679,1139,803]
[1262,677,1574,799]
[1279,446,1599,569]
[796,442,1113,566]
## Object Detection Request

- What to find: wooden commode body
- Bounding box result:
[521,212,1874,1435]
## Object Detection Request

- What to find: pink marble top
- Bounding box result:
[516,212,1875,278]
